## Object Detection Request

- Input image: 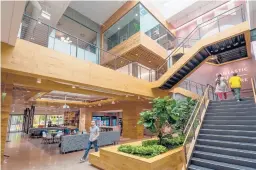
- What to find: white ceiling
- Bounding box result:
[69,1,127,25]
[1,1,26,46]
[167,0,229,28]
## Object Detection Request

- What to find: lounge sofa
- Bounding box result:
[60,131,120,154]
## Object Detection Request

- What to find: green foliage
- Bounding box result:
[162,135,185,149]
[118,144,167,158]
[172,98,196,134]
[142,140,159,147]
[138,96,196,144]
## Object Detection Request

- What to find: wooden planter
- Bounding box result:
[89,140,185,170]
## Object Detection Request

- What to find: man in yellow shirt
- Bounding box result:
[229,73,242,101]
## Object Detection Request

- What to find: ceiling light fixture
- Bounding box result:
[61,36,72,44]
[135,13,138,16]
[37,78,41,84]
[72,85,76,89]
[112,101,115,104]
[89,105,92,107]
[98,103,101,106]
[38,21,42,24]
[136,54,138,56]
[41,10,51,20]
[118,27,120,30]
[27,90,30,93]
[138,96,140,99]
[149,61,151,63]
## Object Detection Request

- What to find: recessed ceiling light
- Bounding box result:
[118,27,120,30]
[138,96,140,99]
[98,103,101,106]
[89,105,92,107]
[72,85,76,89]
[37,78,41,84]
[112,101,115,104]
[38,21,41,24]
[27,91,30,93]
[135,14,138,16]
[149,61,151,63]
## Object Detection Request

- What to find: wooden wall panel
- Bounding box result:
[1,40,167,98]
[89,141,185,170]
[101,32,167,69]
[1,85,13,163]
[79,109,92,132]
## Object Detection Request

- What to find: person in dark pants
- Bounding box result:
[80,121,99,162]
[229,73,242,101]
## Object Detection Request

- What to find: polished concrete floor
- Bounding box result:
[2,133,149,170]
[2,133,98,170]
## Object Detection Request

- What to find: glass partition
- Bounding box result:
[33,115,46,128]
[103,3,175,51]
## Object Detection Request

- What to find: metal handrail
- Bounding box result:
[157,4,244,74]
[21,14,156,81]
[183,85,210,163]
[251,78,256,103]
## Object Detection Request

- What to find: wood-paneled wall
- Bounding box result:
[79,108,92,132]
[1,40,167,98]
[1,85,13,162]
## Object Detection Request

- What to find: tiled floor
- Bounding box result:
[2,133,150,170]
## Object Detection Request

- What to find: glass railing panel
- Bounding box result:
[103,4,140,51]
[77,39,98,64]
[219,6,244,32]
[140,4,175,50]
[156,5,245,80]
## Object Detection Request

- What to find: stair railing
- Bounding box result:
[251,78,256,103]
[156,4,245,80]
[182,85,211,167]
[179,79,217,101]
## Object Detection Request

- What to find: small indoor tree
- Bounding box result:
[138,97,178,145]
[138,97,196,145]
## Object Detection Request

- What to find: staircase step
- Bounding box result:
[195,145,256,159]
[197,139,256,151]
[203,120,256,125]
[190,157,256,170]
[207,107,256,113]
[193,151,256,168]
[208,103,256,109]
[199,134,256,143]
[204,116,256,121]
[210,98,254,104]
[206,112,256,116]
[200,129,256,137]
[209,101,255,107]
[188,164,214,170]
[202,125,256,131]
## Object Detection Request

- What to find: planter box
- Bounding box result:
[89,140,185,170]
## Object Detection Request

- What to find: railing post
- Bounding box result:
[241,5,245,22]
[217,17,221,32]
[76,38,78,58]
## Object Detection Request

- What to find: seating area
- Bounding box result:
[60,131,120,154]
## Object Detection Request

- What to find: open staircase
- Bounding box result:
[188,98,256,170]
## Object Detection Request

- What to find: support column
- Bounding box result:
[1,85,13,162]
[122,105,144,139]
[79,108,92,132]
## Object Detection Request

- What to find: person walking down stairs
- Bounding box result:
[229,73,242,102]
[188,98,256,170]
